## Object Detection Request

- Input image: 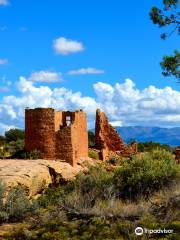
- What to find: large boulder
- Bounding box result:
[0,159,93,198]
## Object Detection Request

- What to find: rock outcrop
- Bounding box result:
[0,159,94,198]
[95,109,137,160]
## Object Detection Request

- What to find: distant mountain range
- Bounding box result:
[116,126,180,147]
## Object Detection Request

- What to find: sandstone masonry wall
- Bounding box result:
[95,109,137,160]
[71,111,88,163]
[25,108,55,159]
[25,108,88,166]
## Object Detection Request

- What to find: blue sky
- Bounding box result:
[0,0,179,133]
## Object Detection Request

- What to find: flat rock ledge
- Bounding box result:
[0,158,95,198]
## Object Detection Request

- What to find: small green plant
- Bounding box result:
[6,139,24,156]
[5,186,34,221]
[26,149,42,159]
[88,150,99,159]
[0,180,6,210]
[0,146,7,159]
[12,149,42,159]
[0,182,36,223]
[38,186,66,208]
[138,141,174,153]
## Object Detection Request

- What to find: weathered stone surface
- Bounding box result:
[25,108,88,166]
[95,109,125,151]
[25,108,56,159]
[0,159,93,198]
[95,109,137,160]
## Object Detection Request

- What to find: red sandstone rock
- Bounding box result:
[95,109,137,160]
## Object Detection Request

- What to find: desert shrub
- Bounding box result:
[138,141,174,153]
[88,150,99,159]
[0,181,6,212]
[113,149,178,200]
[38,166,114,211]
[74,166,113,197]
[25,149,42,159]
[107,157,118,165]
[38,187,66,207]
[5,186,33,221]
[6,139,24,156]
[0,146,7,159]
[62,166,114,212]
[5,217,134,240]
[12,149,42,160]
[107,155,124,166]
[0,184,36,223]
[0,182,9,222]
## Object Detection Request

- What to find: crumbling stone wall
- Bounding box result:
[95,109,137,160]
[56,111,88,166]
[25,107,136,164]
[25,108,88,166]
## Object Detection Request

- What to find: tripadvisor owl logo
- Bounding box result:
[135,227,174,236]
[135,227,144,236]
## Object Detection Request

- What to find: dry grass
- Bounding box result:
[90,199,150,218]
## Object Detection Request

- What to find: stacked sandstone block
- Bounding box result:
[25,108,55,159]
[25,108,88,166]
[95,109,137,160]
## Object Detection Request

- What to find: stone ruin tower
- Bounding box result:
[25,108,88,166]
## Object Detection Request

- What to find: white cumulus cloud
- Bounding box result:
[53,37,84,55]
[28,70,63,83]
[68,68,105,75]
[93,79,180,127]
[0,78,180,134]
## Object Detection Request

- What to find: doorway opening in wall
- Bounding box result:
[66,116,71,126]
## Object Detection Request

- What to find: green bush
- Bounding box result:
[0,146,7,159]
[6,139,24,156]
[38,187,66,208]
[24,149,42,159]
[12,149,42,160]
[113,149,178,200]
[0,180,6,210]
[88,150,99,160]
[138,141,174,153]
[0,181,9,223]
[5,186,32,221]
[0,182,36,223]
[74,166,113,196]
